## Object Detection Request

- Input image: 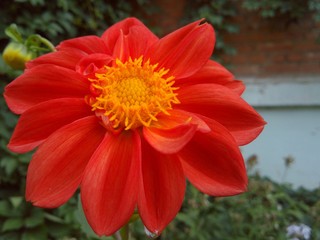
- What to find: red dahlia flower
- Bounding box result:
[4,18,266,236]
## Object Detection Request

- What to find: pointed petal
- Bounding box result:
[146,20,215,79]
[138,139,185,235]
[102,17,145,48]
[101,17,158,57]
[178,118,247,196]
[178,84,266,145]
[26,116,105,208]
[126,25,159,59]
[8,98,92,153]
[150,109,210,133]
[224,80,246,95]
[111,30,130,62]
[143,124,197,154]
[145,109,210,153]
[176,60,245,95]
[144,109,211,154]
[230,125,265,145]
[26,49,86,70]
[57,36,109,54]
[177,60,234,84]
[4,64,89,114]
[81,130,141,236]
[111,26,159,62]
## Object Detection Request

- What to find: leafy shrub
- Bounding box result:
[128,175,320,240]
[242,0,320,20]
[1,0,132,44]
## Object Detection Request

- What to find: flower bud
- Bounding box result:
[2,42,33,70]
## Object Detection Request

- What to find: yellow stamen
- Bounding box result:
[88,56,179,130]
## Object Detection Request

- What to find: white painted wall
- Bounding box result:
[241,79,320,189]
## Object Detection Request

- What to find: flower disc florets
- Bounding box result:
[87,56,180,130]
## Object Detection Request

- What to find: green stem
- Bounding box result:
[120,224,129,240]
[113,224,129,240]
[38,36,55,52]
[26,34,56,53]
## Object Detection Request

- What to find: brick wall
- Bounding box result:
[148,1,320,81]
[221,11,320,79]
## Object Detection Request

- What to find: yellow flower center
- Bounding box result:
[87,56,179,130]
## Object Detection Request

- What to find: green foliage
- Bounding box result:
[127,176,320,240]
[0,0,149,46]
[242,0,320,21]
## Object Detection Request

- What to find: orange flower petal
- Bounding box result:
[126,25,159,59]
[151,109,210,133]
[81,130,141,236]
[224,80,246,95]
[143,124,197,154]
[4,64,89,114]
[144,110,210,154]
[8,98,92,153]
[178,83,266,145]
[75,53,113,76]
[26,116,104,208]
[101,17,158,60]
[57,35,109,54]
[177,60,234,84]
[111,30,130,62]
[146,19,215,79]
[26,49,86,70]
[176,60,245,95]
[138,139,185,235]
[231,125,265,145]
[179,118,247,196]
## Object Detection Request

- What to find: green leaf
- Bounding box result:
[22,226,47,240]
[75,196,98,238]
[5,24,24,43]
[44,213,65,224]
[18,153,32,164]
[25,208,44,228]
[46,222,72,238]
[9,196,23,208]
[0,157,18,176]
[0,200,11,217]
[2,217,24,232]
[0,232,20,240]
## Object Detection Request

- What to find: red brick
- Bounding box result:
[249,53,268,64]
[287,53,304,62]
[233,44,255,52]
[295,43,320,52]
[231,64,262,76]
[256,42,294,52]
[216,5,320,77]
[271,53,286,63]
[225,54,249,64]
[305,52,320,61]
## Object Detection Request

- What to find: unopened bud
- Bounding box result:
[2,42,33,70]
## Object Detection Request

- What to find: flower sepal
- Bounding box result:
[2,24,55,70]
